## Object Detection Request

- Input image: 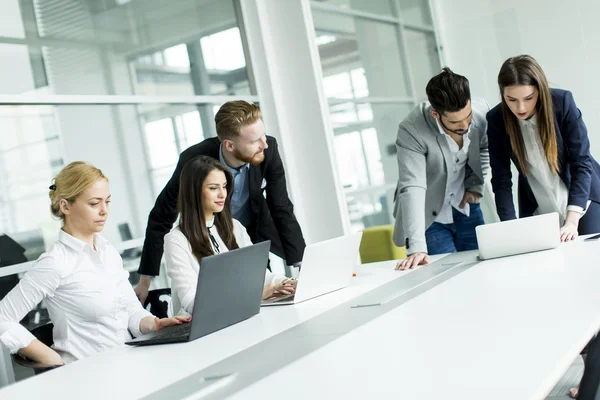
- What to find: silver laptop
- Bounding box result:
[262,232,363,306]
[476,213,560,260]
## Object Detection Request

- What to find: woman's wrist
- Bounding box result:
[140,316,158,334]
[565,210,582,225]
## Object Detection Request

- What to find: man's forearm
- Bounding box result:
[137,275,153,287]
[137,239,163,276]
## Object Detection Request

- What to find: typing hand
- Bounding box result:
[395,252,430,271]
[153,316,191,332]
[262,280,296,300]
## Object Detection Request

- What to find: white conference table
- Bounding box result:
[2,239,600,400]
[232,238,600,400]
[0,252,430,399]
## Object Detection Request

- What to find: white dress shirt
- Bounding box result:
[165,218,285,316]
[518,115,586,223]
[0,230,152,364]
[435,122,471,224]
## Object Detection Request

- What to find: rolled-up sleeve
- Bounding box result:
[0,256,61,353]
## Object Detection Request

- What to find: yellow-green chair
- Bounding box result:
[359,225,407,264]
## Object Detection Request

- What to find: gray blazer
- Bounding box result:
[392,98,490,254]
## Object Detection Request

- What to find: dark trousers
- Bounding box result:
[568,201,600,399]
[578,200,600,235]
[578,334,600,400]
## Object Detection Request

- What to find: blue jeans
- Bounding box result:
[425,203,485,255]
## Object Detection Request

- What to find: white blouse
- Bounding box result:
[165,218,285,316]
[518,115,586,222]
[435,121,472,224]
[0,230,152,364]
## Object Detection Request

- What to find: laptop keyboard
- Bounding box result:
[157,323,191,339]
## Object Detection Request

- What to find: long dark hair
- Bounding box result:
[177,155,239,260]
[498,55,559,175]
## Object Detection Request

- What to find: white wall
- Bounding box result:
[434,0,600,156]
[433,0,600,221]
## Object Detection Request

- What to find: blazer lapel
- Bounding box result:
[248,164,261,213]
[465,126,480,176]
[554,117,568,184]
[425,108,454,180]
[249,164,262,190]
[436,134,454,182]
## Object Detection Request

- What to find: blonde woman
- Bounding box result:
[0,162,188,366]
[487,55,600,242]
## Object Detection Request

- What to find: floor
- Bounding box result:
[547,355,583,399]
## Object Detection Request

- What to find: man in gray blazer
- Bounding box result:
[394,68,490,270]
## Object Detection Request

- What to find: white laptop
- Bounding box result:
[261,232,363,306]
[476,212,560,260]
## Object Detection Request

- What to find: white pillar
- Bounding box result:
[239,0,349,243]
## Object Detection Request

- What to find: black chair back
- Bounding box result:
[143,288,172,319]
[0,235,27,300]
[11,323,58,375]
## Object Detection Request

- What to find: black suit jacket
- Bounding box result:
[487,88,600,220]
[138,136,306,276]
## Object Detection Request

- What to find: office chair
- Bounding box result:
[0,235,27,300]
[144,288,173,319]
[118,223,141,260]
[11,323,60,375]
[359,225,407,263]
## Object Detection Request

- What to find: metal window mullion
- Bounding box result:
[346,67,374,187]
[0,94,260,106]
[428,0,446,67]
[0,135,60,154]
[233,0,258,96]
[171,116,183,154]
[344,182,397,197]
[392,0,418,108]
[310,1,400,25]
[402,23,435,33]
[327,96,414,105]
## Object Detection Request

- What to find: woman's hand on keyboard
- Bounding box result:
[262,279,296,300]
[140,315,191,334]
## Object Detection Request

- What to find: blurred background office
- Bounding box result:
[0,0,599,265]
[0,0,441,265]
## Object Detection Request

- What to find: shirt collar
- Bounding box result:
[435,120,471,147]
[518,113,538,127]
[219,144,250,171]
[59,230,106,253]
[206,216,215,228]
